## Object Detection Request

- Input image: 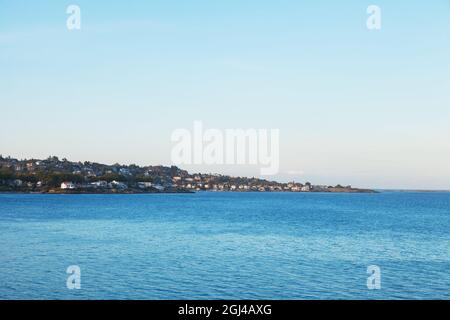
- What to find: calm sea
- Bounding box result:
[0,192,449,299]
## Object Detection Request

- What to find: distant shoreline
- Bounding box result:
[375,189,450,193]
[4,189,450,194]
[1,155,377,194]
[0,189,379,195]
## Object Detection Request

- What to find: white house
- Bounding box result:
[91,181,108,188]
[61,182,76,189]
[301,185,311,192]
[153,184,165,191]
[110,180,127,189]
[137,182,153,189]
[119,168,131,176]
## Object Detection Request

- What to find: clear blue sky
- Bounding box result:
[1,0,449,189]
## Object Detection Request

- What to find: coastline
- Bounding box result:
[1,155,377,194]
[0,188,378,195]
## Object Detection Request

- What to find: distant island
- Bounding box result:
[0,155,375,194]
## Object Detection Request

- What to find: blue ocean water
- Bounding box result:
[0,192,449,299]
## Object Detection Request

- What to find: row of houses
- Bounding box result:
[1,156,333,193]
[1,179,44,188]
[60,181,165,191]
[170,180,312,192]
